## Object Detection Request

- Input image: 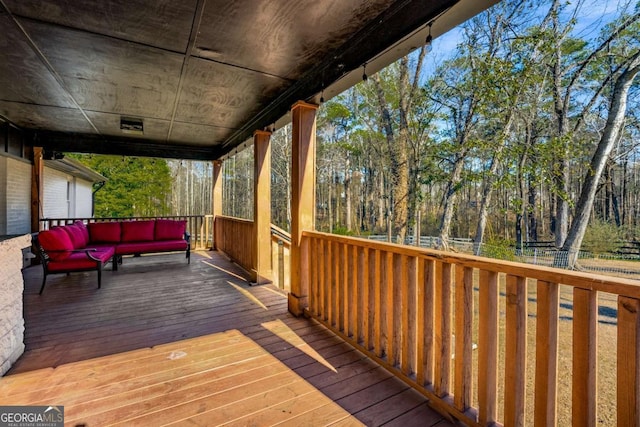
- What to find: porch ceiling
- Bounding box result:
[0,0,496,161]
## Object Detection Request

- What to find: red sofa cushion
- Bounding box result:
[38,228,74,261]
[62,224,86,249]
[47,247,115,272]
[116,240,188,255]
[88,222,121,243]
[121,220,155,242]
[155,219,186,241]
[74,221,90,246]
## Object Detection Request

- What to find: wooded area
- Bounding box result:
[76,0,640,265]
[224,0,640,264]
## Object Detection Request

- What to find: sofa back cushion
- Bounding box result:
[62,224,86,249]
[121,220,155,242]
[155,219,187,241]
[74,221,90,246]
[39,227,74,261]
[88,222,122,243]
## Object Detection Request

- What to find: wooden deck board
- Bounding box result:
[0,251,451,426]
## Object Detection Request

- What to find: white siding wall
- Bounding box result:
[43,167,69,219]
[75,179,93,218]
[5,157,31,235]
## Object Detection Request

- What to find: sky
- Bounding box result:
[421,0,632,76]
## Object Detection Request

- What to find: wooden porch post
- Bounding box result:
[252,130,272,284]
[31,147,44,232]
[212,160,223,250]
[289,101,318,316]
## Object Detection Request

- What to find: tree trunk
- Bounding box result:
[561,50,640,268]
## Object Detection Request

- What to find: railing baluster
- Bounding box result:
[341,242,348,334]
[348,244,357,339]
[308,237,317,316]
[618,296,640,427]
[454,265,473,412]
[535,280,559,427]
[327,240,334,327]
[320,238,327,321]
[386,252,397,366]
[434,261,451,397]
[417,258,435,387]
[357,246,367,345]
[332,242,344,331]
[573,287,597,427]
[478,269,498,424]
[315,239,327,320]
[373,249,383,358]
[505,274,527,427]
[401,255,416,377]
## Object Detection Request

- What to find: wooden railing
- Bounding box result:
[40,215,214,250]
[214,215,254,273]
[302,231,640,427]
[271,224,291,291]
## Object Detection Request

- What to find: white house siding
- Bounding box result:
[75,179,93,218]
[4,157,31,235]
[43,167,69,219]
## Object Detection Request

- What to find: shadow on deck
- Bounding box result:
[1,251,451,426]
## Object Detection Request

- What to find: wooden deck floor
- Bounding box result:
[1,250,451,426]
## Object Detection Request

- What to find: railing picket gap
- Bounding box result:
[573,287,598,427]
[478,270,498,424]
[534,280,559,427]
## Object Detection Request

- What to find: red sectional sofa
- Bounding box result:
[36,219,190,294]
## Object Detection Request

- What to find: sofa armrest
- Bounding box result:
[184,231,191,243]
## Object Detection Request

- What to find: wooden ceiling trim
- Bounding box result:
[29,131,218,161]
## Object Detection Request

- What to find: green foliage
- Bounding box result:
[70,154,172,218]
[482,238,516,261]
[332,225,354,236]
[582,220,622,255]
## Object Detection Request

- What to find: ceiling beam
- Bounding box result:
[26,131,220,160]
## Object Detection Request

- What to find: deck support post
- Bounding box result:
[289,101,318,316]
[252,130,272,284]
[212,160,223,250]
[31,146,44,233]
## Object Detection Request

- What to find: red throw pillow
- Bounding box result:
[88,222,122,243]
[74,220,90,246]
[121,220,155,242]
[155,219,187,240]
[62,224,85,249]
[38,228,74,260]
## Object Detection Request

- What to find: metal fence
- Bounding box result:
[367,235,640,279]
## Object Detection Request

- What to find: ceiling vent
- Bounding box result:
[120,117,144,135]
